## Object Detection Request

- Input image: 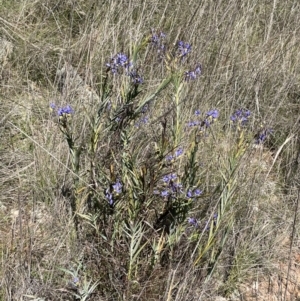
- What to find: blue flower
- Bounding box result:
[159,174,182,196]
[187,217,198,227]
[165,149,184,161]
[141,116,149,124]
[105,189,114,205]
[150,30,166,45]
[255,128,273,144]
[165,154,174,161]
[57,108,63,116]
[230,109,251,124]
[195,110,201,116]
[256,132,267,144]
[112,180,122,194]
[194,189,203,196]
[127,69,144,84]
[150,30,166,55]
[141,104,148,113]
[106,53,131,73]
[187,121,199,127]
[195,65,201,75]
[177,41,192,57]
[186,188,202,198]
[161,190,169,197]
[57,105,74,117]
[116,53,128,65]
[186,190,193,198]
[206,109,219,119]
[65,105,73,114]
[175,147,184,157]
[169,173,177,180]
[185,70,197,80]
[135,116,149,127]
[162,175,170,183]
[184,64,202,81]
[202,109,219,127]
[170,181,182,193]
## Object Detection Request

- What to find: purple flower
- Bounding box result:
[204,119,211,127]
[187,217,198,227]
[170,181,182,193]
[135,116,149,127]
[159,174,182,196]
[127,69,144,84]
[165,149,183,161]
[230,109,251,124]
[141,116,149,123]
[65,105,73,114]
[105,189,114,205]
[187,121,199,127]
[177,41,192,57]
[150,30,166,45]
[161,190,169,197]
[206,109,219,119]
[195,110,201,116]
[169,173,177,180]
[112,180,122,194]
[175,147,184,157]
[57,105,74,117]
[150,29,166,55]
[194,189,202,196]
[185,64,202,81]
[202,109,219,127]
[186,188,202,198]
[116,53,128,66]
[185,70,197,80]
[162,175,170,183]
[186,190,193,198]
[141,104,148,113]
[166,154,174,161]
[255,128,273,144]
[195,65,202,75]
[106,53,131,73]
[256,133,267,144]
[57,108,63,116]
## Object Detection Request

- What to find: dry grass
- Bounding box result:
[1,0,300,300]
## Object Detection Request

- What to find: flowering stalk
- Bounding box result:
[51,103,82,233]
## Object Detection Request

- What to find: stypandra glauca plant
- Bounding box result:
[50,30,273,295]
